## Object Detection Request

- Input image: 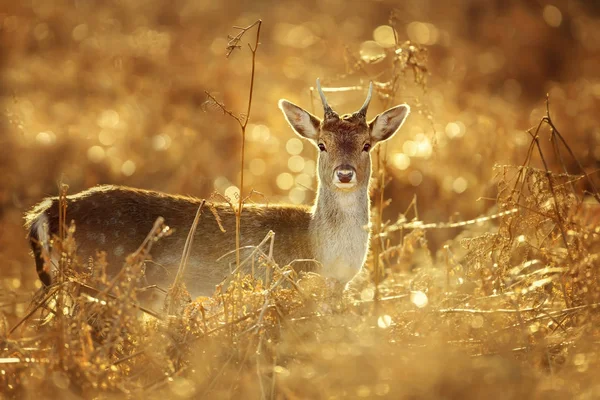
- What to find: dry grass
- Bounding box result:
[3,0,600,399]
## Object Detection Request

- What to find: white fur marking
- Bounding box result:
[33,213,50,255]
[33,212,60,279]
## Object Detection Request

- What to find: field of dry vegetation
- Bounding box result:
[2,0,600,398]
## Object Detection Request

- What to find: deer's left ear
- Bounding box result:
[369,104,410,143]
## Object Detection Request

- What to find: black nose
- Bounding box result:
[336,165,355,183]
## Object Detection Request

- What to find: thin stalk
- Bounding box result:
[235,19,262,274]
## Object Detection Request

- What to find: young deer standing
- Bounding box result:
[25,80,409,298]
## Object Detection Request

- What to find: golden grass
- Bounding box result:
[2,1,600,399]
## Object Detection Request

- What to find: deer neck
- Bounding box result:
[310,183,370,282]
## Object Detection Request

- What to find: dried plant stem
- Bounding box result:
[203,20,262,338]
[235,20,262,271]
[204,22,262,264]
[373,144,387,307]
[167,200,205,315]
[56,183,69,369]
[8,286,62,336]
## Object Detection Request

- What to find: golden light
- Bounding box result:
[452,177,468,193]
[213,176,231,193]
[410,291,428,308]
[289,187,306,204]
[359,40,385,63]
[402,140,417,156]
[471,315,484,329]
[87,145,105,163]
[249,158,266,175]
[285,137,303,155]
[288,155,305,172]
[36,131,56,145]
[121,160,136,176]
[276,172,294,190]
[445,122,460,138]
[249,124,271,141]
[295,173,312,189]
[152,134,172,151]
[408,170,423,186]
[303,159,316,175]
[543,5,562,28]
[377,314,393,329]
[98,130,116,146]
[97,109,119,128]
[360,287,374,301]
[72,24,88,42]
[406,22,439,45]
[224,185,240,202]
[392,153,411,170]
[373,25,396,48]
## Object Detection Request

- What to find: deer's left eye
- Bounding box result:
[363,143,371,152]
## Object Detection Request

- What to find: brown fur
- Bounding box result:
[25,185,314,296]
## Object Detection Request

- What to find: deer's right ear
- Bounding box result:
[279,100,320,140]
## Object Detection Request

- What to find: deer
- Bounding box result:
[24,79,410,302]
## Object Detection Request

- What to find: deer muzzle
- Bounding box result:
[334,165,357,189]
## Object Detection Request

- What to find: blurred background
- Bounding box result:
[1,0,599,300]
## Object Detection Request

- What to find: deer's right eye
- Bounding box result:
[318,143,326,152]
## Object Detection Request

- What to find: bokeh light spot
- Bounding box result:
[289,187,306,204]
[445,122,460,138]
[250,124,271,141]
[373,25,396,48]
[276,173,294,190]
[87,146,105,163]
[286,138,303,155]
[214,176,230,193]
[445,121,465,138]
[274,23,316,49]
[360,287,374,301]
[72,24,88,42]
[471,315,484,329]
[121,160,136,176]
[408,170,423,186]
[410,291,428,308]
[98,130,116,146]
[452,177,468,193]
[392,153,410,170]
[402,140,417,156]
[288,155,305,172]
[415,138,432,158]
[406,22,439,45]
[543,5,562,27]
[36,131,56,145]
[377,314,392,329]
[97,109,120,128]
[152,134,172,151]
[303,159,316,176]
[359,40,385,63]
[295,173,313,190]
[224,185,240,202]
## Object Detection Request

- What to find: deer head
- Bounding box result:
[279,79,410,194]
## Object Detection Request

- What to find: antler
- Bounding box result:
[353,81,373,119]
[316,78,339,120]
